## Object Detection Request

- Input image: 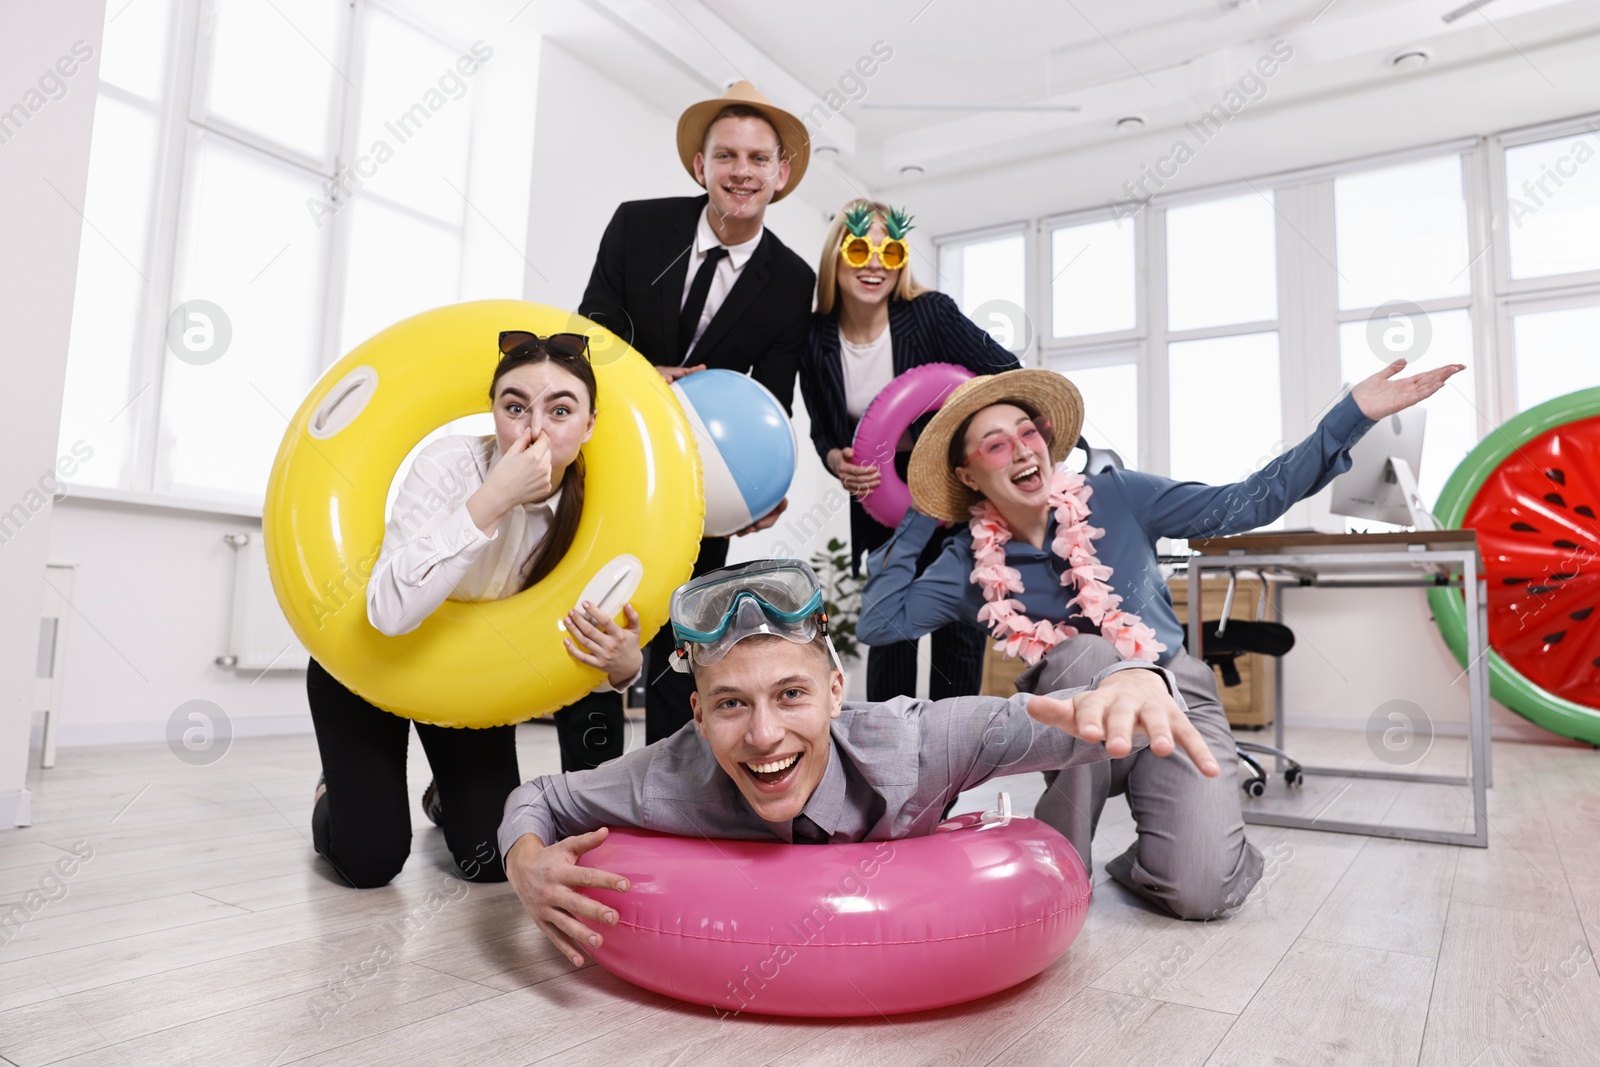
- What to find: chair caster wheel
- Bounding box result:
[1285,767,1304,789]
[1243,778,1266,798]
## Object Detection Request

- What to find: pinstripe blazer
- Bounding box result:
[798,290,1021,467]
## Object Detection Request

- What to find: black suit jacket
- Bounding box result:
[799,289,1021,467]
[579,195,814,413]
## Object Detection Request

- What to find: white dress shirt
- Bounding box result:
[364,435,636,693]
[678,208,763,362]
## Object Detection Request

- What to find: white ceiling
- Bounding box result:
[544,0,1600,225]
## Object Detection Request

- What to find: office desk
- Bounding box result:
[1186,530,1489,848]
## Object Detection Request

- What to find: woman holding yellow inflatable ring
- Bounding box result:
[308,332,640,888]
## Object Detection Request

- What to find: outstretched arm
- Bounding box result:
[857,510,974,646]
[1129,359,1465,540]
[927,659,1218,800]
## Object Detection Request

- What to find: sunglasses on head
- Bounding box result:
[838,234,908,271]
[963,418,1055,469]
[497,331,590,361]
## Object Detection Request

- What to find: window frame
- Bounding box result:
[64,0,482,514]
[1496,283,1600,413]
[1038,203,1145,349]
[934,130,1600,511]
[1488,112,1600,299]
[931,219,1034,357]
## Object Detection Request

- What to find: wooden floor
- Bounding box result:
[3,722,1599,1066]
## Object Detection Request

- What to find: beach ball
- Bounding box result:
[672,370,797,537]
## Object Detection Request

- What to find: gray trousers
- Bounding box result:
[1018,635,1263,921]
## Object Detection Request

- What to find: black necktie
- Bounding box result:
[678,246,729,361]
[791,814,829,845]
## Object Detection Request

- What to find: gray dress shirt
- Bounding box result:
[498,660,1179,857]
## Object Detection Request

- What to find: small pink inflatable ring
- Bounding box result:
[577,810,1091,1017]
[852,362,976,529]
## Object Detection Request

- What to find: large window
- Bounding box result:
[1503,130,1600,281]
[1037,209,1143,468]
[937,229,1029,354]
[1167,333,1281,488]
[1050,218,1136,340]
[931,111,1600,535]
[1334,155,1471,310]
[1165,192,1281,493]
[1045,350,1139,465]
[56,0,176,492]
[57,1,527,508]
[1492,122,1600,429]
[1166,192,1277,332]
[1510,303,1600,412]
[1333,155,1476,516]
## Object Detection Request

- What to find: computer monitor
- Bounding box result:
[1329,406,1434,529]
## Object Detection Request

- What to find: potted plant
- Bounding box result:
[809,537,864,681]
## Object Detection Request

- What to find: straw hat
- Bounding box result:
[677,81,810,202]
[906,369,1085,522]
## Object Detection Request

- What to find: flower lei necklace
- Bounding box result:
[969,466,1167,665]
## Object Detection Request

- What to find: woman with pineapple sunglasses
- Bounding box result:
[798,199,1019,702]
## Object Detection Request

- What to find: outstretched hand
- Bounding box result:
[1351,359,1465,422]
[1026,667,1220,776]
[506,828,630,967]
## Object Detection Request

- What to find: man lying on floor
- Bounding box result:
[499,559,1218,967]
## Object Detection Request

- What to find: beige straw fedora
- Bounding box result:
[906,369,1085,522]
[676,81,810,202]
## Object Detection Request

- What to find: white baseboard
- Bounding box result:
[29,711,314,750]
[1238,713,1584,746]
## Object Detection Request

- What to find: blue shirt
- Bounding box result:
[859,392,1376,664]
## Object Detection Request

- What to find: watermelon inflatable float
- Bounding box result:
[1428,386,1600,744]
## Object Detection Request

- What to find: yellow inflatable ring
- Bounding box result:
[263,300,704,728]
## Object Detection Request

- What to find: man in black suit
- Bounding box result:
[580,81,816,743]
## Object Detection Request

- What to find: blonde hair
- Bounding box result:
[816,198,927,315]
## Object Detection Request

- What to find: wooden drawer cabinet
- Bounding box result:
[977,574,1276,729]
[1168,574,1276,728]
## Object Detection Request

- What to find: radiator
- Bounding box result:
[218,532,311,672]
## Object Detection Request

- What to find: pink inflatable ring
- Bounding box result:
[577,800,1091,1017]
[852,362,976,528]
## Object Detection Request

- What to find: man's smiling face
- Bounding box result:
[694,114,788,224]
[690,635,842,825]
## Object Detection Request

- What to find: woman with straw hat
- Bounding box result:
[859,361,1460,919]
[799,198,1018,704]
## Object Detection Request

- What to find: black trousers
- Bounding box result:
[644,534,729,744]
[551,690,627,772]
[306,660,625,888]
[850,495,985,702]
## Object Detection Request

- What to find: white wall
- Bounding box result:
[1,0,108,820]
[1279,586,1579,746]
[39,500,308,746]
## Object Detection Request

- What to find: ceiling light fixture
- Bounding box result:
[899,164,926,177]
[1390,49,1431,71]
[1442,0,1498,23]
[1116,115,1146,132]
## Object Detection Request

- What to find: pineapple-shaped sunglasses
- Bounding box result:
[838,204,914,270]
